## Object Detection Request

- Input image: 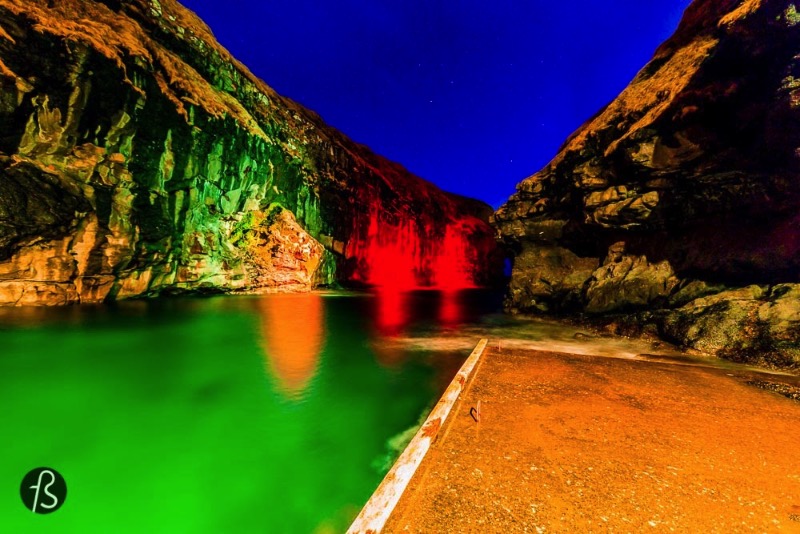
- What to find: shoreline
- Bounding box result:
[375,343,800,532]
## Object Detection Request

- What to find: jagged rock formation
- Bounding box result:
[0,0,500,306]
[495,0,800,368]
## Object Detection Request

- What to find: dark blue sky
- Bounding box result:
[181,0,692,207]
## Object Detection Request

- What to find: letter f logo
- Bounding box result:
[21,467,67,514]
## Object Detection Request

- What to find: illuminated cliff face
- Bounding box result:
[344,205,493,290]
[373,289,410,338]
[0,0,502,305]
[432,219,485,290]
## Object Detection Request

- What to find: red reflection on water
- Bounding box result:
[371,289,411,368]
[256,293,324,397]
[373,289,409,337]
[439,289,462,326]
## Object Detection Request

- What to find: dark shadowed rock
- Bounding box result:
[584,242,680,314]
[506,244,599,313]
[495,0,800,368]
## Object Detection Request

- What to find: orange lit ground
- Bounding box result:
[383,346,800,533]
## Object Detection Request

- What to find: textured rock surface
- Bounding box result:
[0,0,500,305]
[495,0,800,368]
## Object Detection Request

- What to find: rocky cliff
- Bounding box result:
[0,0,500,306]
[495,0,800,368]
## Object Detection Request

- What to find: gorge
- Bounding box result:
[0,0,798,370]
[2,1,800,531]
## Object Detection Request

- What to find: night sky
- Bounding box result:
[181,1,693,208]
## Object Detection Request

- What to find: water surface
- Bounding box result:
[3,289,779,533]
[0,290,498,533]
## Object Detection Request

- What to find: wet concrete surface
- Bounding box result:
[384,346,800,533]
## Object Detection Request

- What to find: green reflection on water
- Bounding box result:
[0,294,458,533]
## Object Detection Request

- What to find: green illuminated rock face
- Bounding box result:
[495,0,800,368]
[0,0,499,305]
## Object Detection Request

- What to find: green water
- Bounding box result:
[0,292,496,533]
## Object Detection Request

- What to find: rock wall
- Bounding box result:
[495,0,800,368]
[0,0,500,305]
